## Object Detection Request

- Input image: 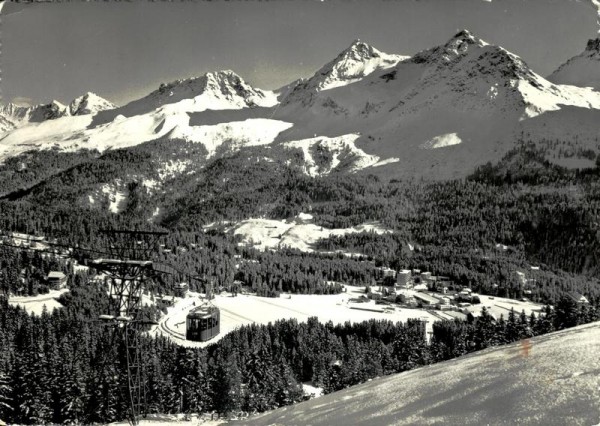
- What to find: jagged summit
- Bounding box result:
[28,100,69,122]
[152,70,249,98]
[447,28,484,48]
[586,38,600,53]
[400,29,545,101]
[0,100,69,132]
[282,40,408,104]
[309,39,408,91]
[411,29,503,67]
[117,69,277,116]
[69,92,116,116]
[548,37,600,90]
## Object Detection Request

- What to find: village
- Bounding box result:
[2,230,590,349]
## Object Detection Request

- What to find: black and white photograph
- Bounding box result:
[0,0,599,424]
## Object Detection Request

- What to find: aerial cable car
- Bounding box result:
[186,302,220,342]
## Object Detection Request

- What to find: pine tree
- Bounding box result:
[391,320,431,372]
[0,370,12,423]
[208,352,242,417]
[474,307,496,350]
[273,359,303,407]
[554,295,580,330]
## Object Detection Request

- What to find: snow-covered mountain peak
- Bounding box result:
[28,100,69,122]
[447,29,485,48]
[340,39,382,61]
[125,69,277,114]
[411,29,500,67]
[281,40,408,105]
[548,37,600,90]
[202,70,262,101]
[152,70,254,99]
[311,40,407,91]
[405,29,542,92]
[69,92,116,116]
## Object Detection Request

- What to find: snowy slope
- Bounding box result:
[228,215,391,252]
[239,321,600,425]
[549,38,600,90]
[284,133,398,176]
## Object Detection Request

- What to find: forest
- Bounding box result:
[0,137,599,423]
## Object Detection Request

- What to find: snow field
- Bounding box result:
[151,286,440,349]
[8,288,69,316]
[229,215,391,253]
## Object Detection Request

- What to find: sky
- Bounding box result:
[1,0,598,107]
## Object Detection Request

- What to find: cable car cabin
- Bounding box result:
[186,306,220,342]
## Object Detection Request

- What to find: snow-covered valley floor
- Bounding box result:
[149,287,542,349]
[150,287,440,348]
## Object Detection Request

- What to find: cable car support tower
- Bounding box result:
[91,230,167,425]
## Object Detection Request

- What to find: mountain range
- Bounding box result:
[2,30,600,185]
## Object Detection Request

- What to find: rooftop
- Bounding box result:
[47,271,66,279]
[413,292,441,304]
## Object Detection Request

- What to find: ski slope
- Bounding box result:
[238,321,600,425]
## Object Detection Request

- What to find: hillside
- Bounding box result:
[239,321,600,426]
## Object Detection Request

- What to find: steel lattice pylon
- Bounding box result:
[93,229,167,425]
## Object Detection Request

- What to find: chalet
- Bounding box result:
[396,269,411,287]
[378,267,397,279]
[156,295,175,308]
[567,291,589,305]
[413,283,428,291]
[47,271,67,289]
[173,282,189,297]
[435,282,449,294]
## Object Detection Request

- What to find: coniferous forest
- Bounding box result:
[0,139,599,423]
